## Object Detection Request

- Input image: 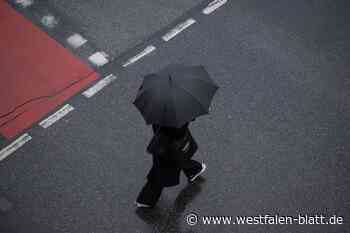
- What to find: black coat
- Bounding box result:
[146,122,197,187]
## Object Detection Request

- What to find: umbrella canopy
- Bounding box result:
[133,64,219,128]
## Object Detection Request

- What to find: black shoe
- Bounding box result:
[188,163,207,182]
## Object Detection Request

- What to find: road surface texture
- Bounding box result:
[0,0,349,233]
[48,0,203,57]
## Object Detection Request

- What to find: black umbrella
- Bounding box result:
[133,64,219,128]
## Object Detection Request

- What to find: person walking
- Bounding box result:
[135,120,206,208]
[132,64,219,208]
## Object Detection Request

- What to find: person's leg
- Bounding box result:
[181,159,202,177]
[186,161,206,182]
[136,154,164,207]
[174,157,206,182]
[136,180,163,207]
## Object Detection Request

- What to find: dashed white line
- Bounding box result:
[39,104,74,129]
[67,33,87,49]
[0,133,32,162]
[88,52,110,67]
[41,14,59,28]
[82,74,117,98]
[162,18,196,42]
[202,0,227,15]
[15,0,34,8]
[122,45,156,67]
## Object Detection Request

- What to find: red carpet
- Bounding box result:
[0,1,98,139]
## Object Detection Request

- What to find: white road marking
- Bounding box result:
[41,14,59,28]
[88,52,109,67]
[0,134,32,162]
[15,0,34,8]
[82,74,117,98]
[122,45,156,67]
[67,33,87,49]
[39,104,74,129]
[202,0,227,15]
[162,18,196,41]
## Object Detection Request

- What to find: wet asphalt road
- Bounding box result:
[48,0,203,57]
[0,0,350,233]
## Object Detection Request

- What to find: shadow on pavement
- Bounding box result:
[136,177,205,233]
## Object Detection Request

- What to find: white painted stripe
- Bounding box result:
[41,14,59,28]
[202,0,227,15]
[162,18,196,42]
[0,134,32,162]
[88,52,109,67]
[82,74,117,98]
[39,104,74,129]
[15,0,34,8]
[67,33,87,49]
[122,45,156,67]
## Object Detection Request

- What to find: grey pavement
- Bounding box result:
[48,0,204,57]
[1,0,350,233]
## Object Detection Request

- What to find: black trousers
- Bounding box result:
[137,155,202,206]
[178,159,203,178]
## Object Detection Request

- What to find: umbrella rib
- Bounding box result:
[161,101,167,126]
[177,85,209,114]
[182,75,219,88]
[170,85,178,126]
[180,67,218,86]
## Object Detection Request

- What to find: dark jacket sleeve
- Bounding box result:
[147,134,172,155]
[147,123,192,156]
